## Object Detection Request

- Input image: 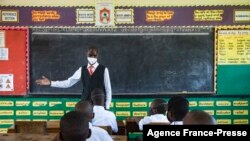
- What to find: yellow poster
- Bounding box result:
[66,102,77,107]
[16,110,31,116]
[234,119,249,124]
[116,102,130,107]
[0,101,14,106]
[217,30,250,65]
[33,110,48,116]
[0,110,14,115]
[133,111,147,116]
[116,111,130,116]
[216,110,231,115]
[216,101,231,106]
[32,101,47,107]
[189,101,197,107]
[49,111,64,116]
[233,110,248,115]
[0,128,8,133]
[49,101,62,107]
[16,101,30,106]
[0,119,14,124]
[199,101,214,106]
[132,102,147,107]
[216,119,231,124]
[233,100,248,106]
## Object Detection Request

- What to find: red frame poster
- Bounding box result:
[0,27,29,96]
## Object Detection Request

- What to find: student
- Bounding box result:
[75,100,113,141]
[36,46,112,109]
[91,88,118,133]
[183,110,216,125]
[59,111,89,141]
[138,98,169,130]
[167,96,189,125]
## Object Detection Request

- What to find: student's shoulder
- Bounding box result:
[91,126,110,135]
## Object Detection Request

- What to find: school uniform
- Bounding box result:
[92,105,118,133]
[51,62,112,109]
[87,123,113,141]
[170,121,183,125]
[139,114,170,130]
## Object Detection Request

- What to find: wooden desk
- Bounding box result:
[126,117,143,141]
[111,135,127,141]
[8,120,126,135]
[0,133,57,141]
[8,121,60,133]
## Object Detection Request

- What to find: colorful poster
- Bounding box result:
[217,30,250,65]
[95,2,114,26]
[0,74,13,91]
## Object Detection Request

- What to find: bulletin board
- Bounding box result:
[0,27,29,96]
[216,26,250,95]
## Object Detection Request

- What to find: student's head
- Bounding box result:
[75,100,94,122]
[149,98,167,115]
[183,110,216,125]
[91,88,105,106]
[60,111,89,141]
[167,96,189,122]
[87,46,98,65]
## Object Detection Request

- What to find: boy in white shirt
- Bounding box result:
[91,88,118,133]
[138,98,169,130]
[167,96,189,125]
[75,100,113,141]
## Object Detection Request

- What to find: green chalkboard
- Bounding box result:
[217,65,250,95]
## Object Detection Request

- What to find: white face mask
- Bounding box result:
[87,57,97,65]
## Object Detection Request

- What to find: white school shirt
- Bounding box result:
[51,62,112,109]
[87,123,113,141]
[170,121,183,125]
[92,105,118,133]
[139,114,170,131]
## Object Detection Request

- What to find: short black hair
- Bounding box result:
[75,100,93,114]
[168,96,189,121]
[183,110,216,125]
[91,88,105,106]
[151,98,167,114]
[87,46,99,56]
[60,111,89,141]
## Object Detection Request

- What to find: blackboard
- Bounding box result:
[30,28,214,95]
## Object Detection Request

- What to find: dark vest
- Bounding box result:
[81,64,106,101]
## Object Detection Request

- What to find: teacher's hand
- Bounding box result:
[36,76,51,86]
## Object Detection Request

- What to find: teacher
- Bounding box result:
[36,46,112,109]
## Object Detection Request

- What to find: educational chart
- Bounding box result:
[218,30,250,65]
[216,26,250,95]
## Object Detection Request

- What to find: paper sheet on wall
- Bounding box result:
[0,31,5,47]
[0,74,14,91]
[0,48,8,60]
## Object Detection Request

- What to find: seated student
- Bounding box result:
[53,111,89,141]
[91,88,118,133]
[138,98,169,130]
[183,110,216,125]
[167,96,189,125]
[75,100,113,141]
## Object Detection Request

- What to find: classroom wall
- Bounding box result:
[0,97,249,133]
[0,0,250,134]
